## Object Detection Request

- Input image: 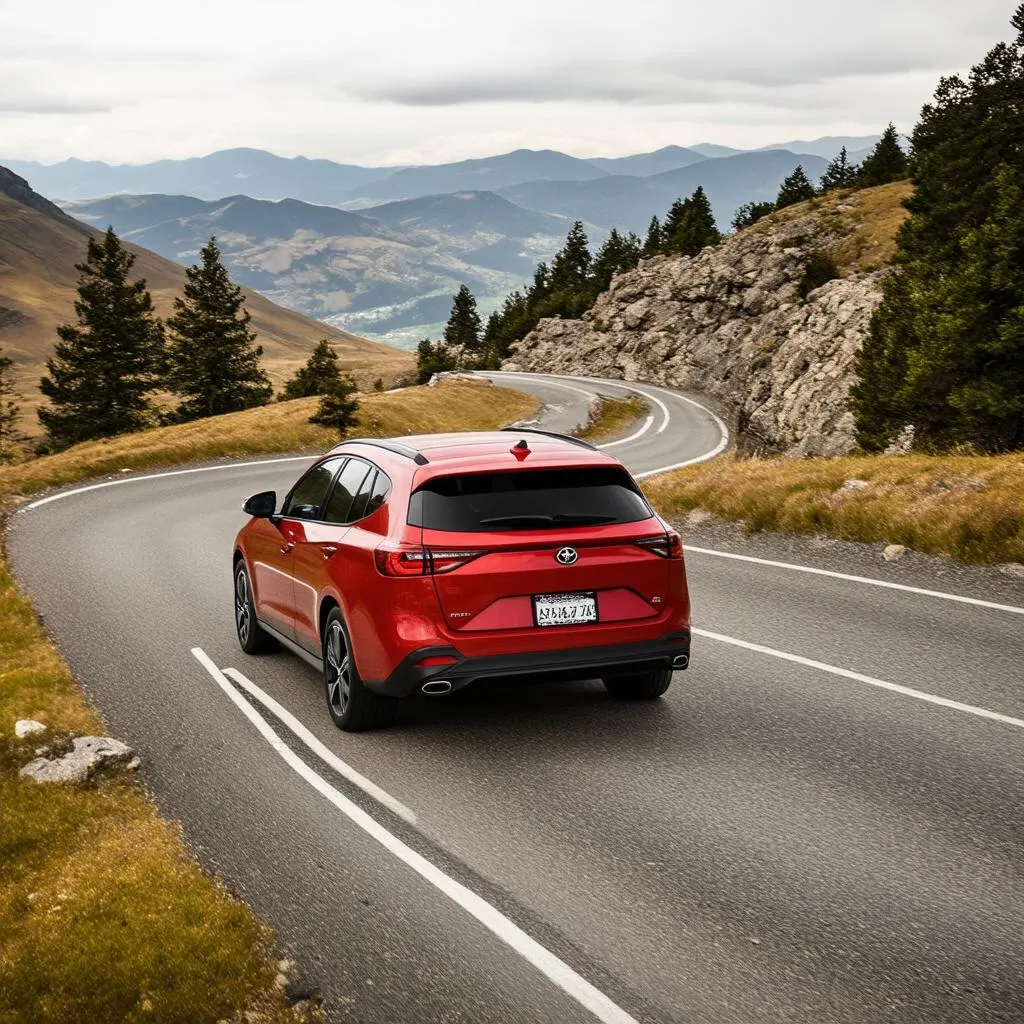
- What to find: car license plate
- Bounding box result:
[533,592,598,627]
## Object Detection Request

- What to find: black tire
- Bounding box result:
[234,562,275,654]
[603,668,674,700]
[322,609,397,731]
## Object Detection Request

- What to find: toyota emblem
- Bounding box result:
[556,547,579,565]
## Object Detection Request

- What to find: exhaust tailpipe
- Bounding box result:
[421,680,453,696]
[672,654,690,670]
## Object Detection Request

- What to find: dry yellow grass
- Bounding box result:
[645,452,1024,565]
[576,395,649,442]
[0,380,539,504]
[0,378,538,1022]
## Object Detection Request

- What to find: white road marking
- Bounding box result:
[693,628,1024,730]
[23,455,317,510]
[597,416,655,450]
[192,649,639,1024]
[222,666,417,824]
[686,547,1024,616]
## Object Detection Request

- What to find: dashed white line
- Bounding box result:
[222,666,417,824]
[693,628,1024,730]
[686,547,1024,616]
[192,648,639,1024]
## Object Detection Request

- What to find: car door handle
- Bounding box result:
[280,542,295,554]
[321,544,338,559]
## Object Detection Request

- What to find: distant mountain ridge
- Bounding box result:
[0,166,412,424]
[3,135,878,207]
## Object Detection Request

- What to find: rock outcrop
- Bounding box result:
[505,200,891,456]
[20,736,136,784]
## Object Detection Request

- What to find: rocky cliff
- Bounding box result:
[504,184,911,457]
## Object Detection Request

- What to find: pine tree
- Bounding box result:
[642,216,663,256]
[591,229,642,293]
[309,375,360,438]
[415,338,457,384]
[853,7,1024,451]
[732,201,775,231]
[0,346,21,461]
[549,222,592,295]
[820,147,860,191]
[443,285,483,352]
[775,166,817,209]
[661,198,688,253]
[857,124,909,188]
[166,237,272,421]
[281,339,343,400]
[38,227,165,449]
[668,186,721,256]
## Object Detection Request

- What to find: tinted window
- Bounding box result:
[408,467,651,532]
[346,470,377,523]
[364,471,392,517]
[283,458,344,519]
[323,459,372,524]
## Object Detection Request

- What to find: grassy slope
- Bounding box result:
[0,190,413,428]
[0,380,539,1023]
[576,395,649,442]
[646,453,1024,565]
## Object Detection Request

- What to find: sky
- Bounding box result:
[0,0,1015,166]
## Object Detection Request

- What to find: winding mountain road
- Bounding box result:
[9,371,1024,1023]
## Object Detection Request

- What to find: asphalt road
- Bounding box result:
[9,371,1024,1023]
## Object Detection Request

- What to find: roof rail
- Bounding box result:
[499,426,598,451]
[340,438,429,465]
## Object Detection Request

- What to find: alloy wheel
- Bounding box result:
[325,621,351,716]
[235,569,251,644]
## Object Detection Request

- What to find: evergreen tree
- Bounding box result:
[591,229,642,293]
[820,147,860,191]
[642,216,663,256]
[853,8,1024,451]
[857,124,909,187]
[668,186,721,256]
[443,285,483,352]
[732,201,775,231]
[661,198,688,253]
[0,346,21,461]
[309,375,360,438]
[166,238,271,420]
[281,339,343,400]
[415,338,457,384]
[38,227,165,449]
[549,222,592,295]
[775,166,817,209]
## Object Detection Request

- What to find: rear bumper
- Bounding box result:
[366,630,691,698]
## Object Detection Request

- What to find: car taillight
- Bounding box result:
[635,531,683,559]
[374,544,484,576]
[374,544,429,576]
[427,549,485,574]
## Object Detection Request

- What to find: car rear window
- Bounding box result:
[408,467,652,532]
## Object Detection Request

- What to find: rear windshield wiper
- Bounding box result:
[478,513,619,527]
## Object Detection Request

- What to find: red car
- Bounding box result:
[233,429,691,730]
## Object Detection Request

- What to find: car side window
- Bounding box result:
[323,458,372,525]
[282,458,345,520]
[364,470,392,517]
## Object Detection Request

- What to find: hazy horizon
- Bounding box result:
[1,1,1012,166]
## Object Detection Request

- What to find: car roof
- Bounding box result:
[330,430,622,474]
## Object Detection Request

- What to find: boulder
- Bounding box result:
[20,736,135,784]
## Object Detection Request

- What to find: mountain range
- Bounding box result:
[0,166,411,426]
[4,135,880,349]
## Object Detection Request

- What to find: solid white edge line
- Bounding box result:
[221,666,417,824]
[597,416,655,450]
[191,649,639,1024]
[686,547,1024,616]
[23,455,318,510]
[692,628,1024,730]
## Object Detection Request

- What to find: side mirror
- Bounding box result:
[243,491,277,518]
